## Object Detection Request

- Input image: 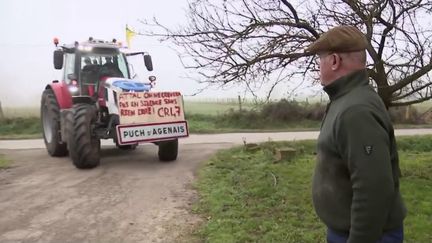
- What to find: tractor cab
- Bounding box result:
[53,38,153,99]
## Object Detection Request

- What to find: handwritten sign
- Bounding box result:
[117,92,185,124]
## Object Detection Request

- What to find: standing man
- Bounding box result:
[307,26,406,243]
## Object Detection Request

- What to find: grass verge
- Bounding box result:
[193,136,432,242]
[186,114,321,134]
[0,154,10,168]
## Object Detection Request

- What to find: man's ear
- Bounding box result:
[331,53,341,71]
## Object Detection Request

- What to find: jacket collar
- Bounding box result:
[323,69,369,101]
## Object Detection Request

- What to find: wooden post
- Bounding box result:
[238,95,242,111]
[274,147,297,162]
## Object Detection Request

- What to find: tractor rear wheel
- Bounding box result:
[68,104,100,169]
[158,139,178,162]
[41,89,68,156]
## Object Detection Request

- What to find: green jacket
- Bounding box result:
[313,69,406,243]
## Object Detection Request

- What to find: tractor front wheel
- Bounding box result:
[68,104,100,169]
[158,139,178,162]
[41,89,67,156]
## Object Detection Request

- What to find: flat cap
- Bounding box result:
[305,26,368,54]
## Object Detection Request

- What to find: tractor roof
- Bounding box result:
[61,38,122,53]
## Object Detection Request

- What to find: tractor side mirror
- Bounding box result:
[144,54,153,71]
[53,50,64,70]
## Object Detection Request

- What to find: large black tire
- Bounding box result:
[158,139,178,162]
[68,104,100,169]
[41,89,68,156]
[64,110,74,149]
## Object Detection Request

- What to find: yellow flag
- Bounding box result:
[126,25,136,48]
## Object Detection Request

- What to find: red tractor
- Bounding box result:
[41,38,188,169]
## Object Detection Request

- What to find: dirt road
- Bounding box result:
[1,129,431,242]
[0,143,231,243]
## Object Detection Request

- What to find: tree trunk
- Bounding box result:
[378,88,392,109]
[374,72,392,109]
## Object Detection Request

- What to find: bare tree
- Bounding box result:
[140,0,432,107]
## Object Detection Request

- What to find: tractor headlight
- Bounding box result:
[68,85,79,94]
[77,45,93,52]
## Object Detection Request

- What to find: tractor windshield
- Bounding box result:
[80,52,129,80]
[77,49,129,97]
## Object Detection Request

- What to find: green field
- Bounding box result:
[1,101,431,139]
[1,100,248,118]
[0,102,253,138]
[0,101,304,138]
[3,100,430,118]
[414,101,432,113]
[1,106,40,118]
[193,136,432,242]
[184,99,254,115]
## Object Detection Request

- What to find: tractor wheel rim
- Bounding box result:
[42,105,53,143]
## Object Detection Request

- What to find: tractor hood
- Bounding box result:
[105,78,152,92]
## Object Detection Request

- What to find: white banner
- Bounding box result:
[116,121,189,144]
[118,92,185,124]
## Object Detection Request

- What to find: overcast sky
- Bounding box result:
[0,0,319,107]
